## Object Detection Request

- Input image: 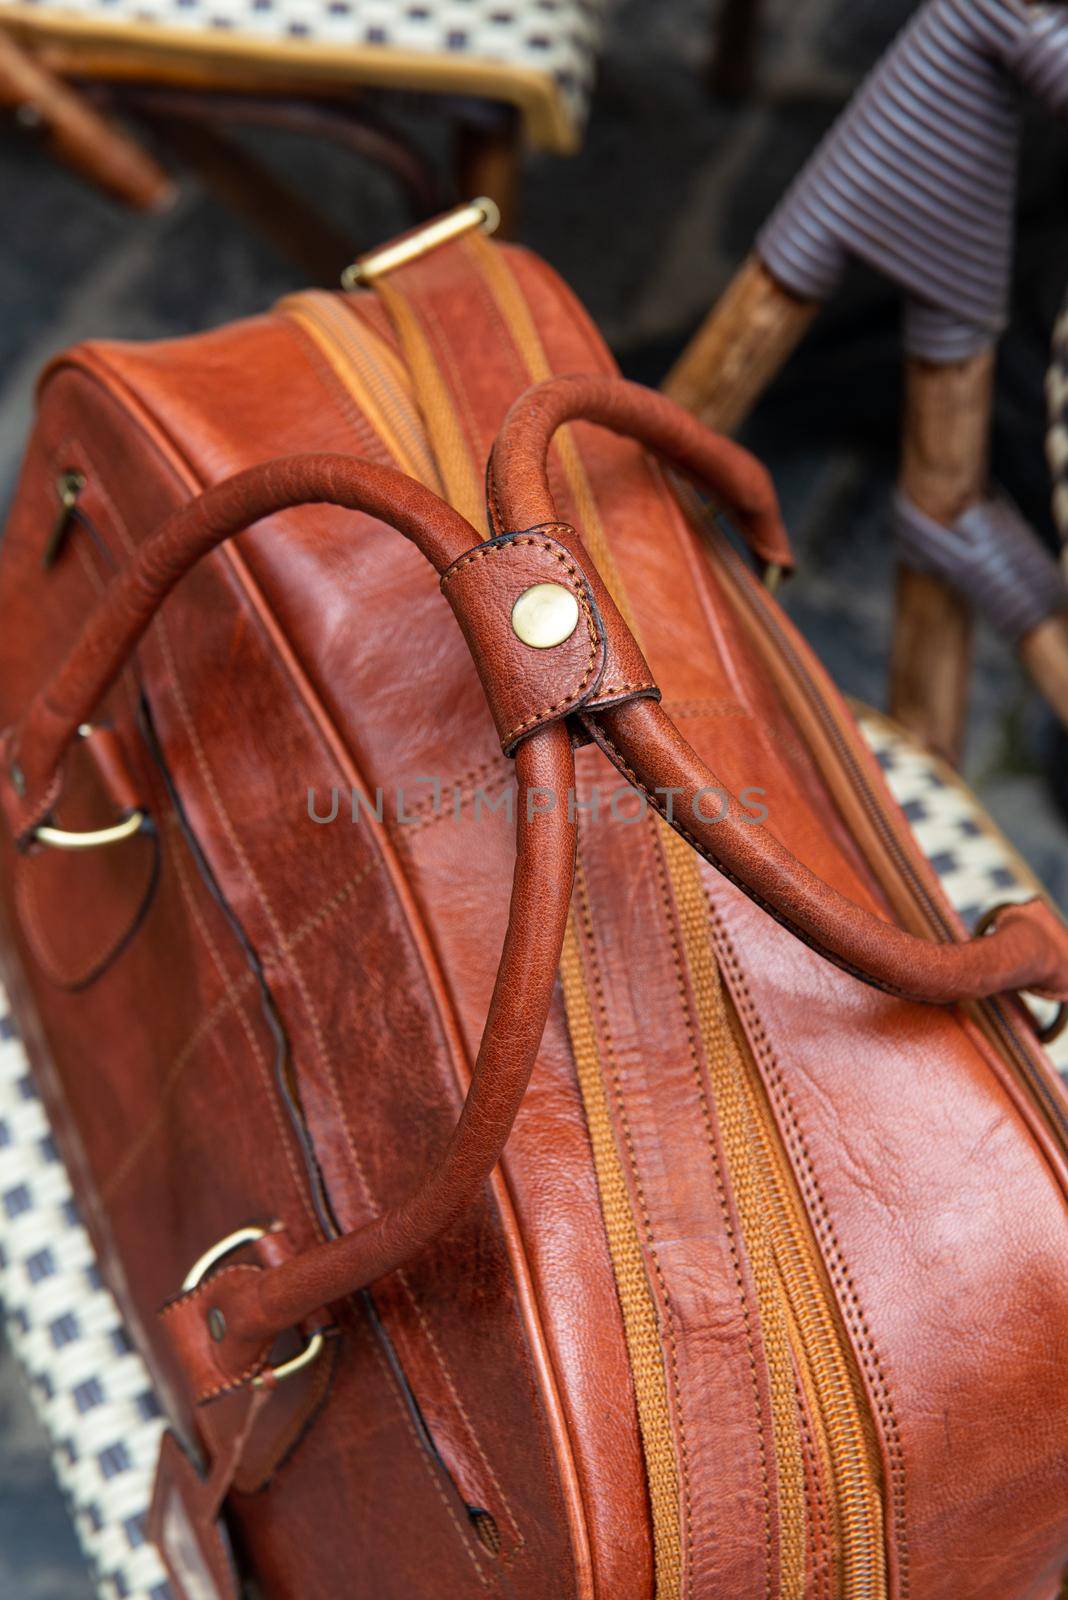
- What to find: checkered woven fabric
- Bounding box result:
[0,710,1063,1598]
[0,1012,171,1600]
[0,0,606,133]
[857,708,1068,1078]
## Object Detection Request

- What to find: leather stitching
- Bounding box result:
[162,572,527,1545]
[167,813,311,1220]
[104,855,384,1202]
[361,1308,500,1590]
[417,296,488,499]
[372,285,538,1561]
[150,620,353,1245]
[388,755,510,837]
[74,452,374,1258]
[42,428,528,1552]
[706,895,910,1597]
[80,454,328,1229]
[648,820,773,1600]
[104,973,256,1200]
[590,722,920,1003]
[279,314,397,471]
[441,535,601,746]
[588,680,657,700]
[794,1382,832,1600]
[159,1265,271,1401]
[574,863,693,1600]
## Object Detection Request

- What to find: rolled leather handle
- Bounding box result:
[489,374,1068,1007]
[489,369,793,572]
[0,456,577,1389]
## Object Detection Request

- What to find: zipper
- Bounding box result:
[43,468,86,569]
[276,290,440,487]
[671,816,887,1599]
[731,994,886,1600]
[708,519,1068,1159]
[292,287,898,1594]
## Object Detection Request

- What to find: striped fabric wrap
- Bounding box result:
[1047,285,1068,546]
[758,0,1068,362]
[893,489,1068,642]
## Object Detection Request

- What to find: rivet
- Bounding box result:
[207,1307,227,1343]
[511,583,580,650]
[8,763,26,798]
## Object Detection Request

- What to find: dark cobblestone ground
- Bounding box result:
[1,0,1066,1588]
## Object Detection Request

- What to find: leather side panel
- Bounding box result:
[0,358,575,1598]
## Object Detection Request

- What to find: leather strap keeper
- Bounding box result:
[440,526,658,754]
[160,1264,280,1405]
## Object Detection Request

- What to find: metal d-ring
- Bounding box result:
[33,811,147,851]
[30,722,148,851]
[341,196,500,289]
[762,561,784,594]
[975,899,1068,1046]
[181,1224,325,1387]
[1035,1001,1068,1046]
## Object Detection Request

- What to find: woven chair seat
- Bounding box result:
[0,0,607,149]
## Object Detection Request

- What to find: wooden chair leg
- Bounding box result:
[662,255,819,433]
[709,0,765,99]
[100,84,443,223]
[0,30,171,209]
[889,567,973,767]
[890,351,995,766]
[141,114,355,283]
[1021,609,1068,735]
[454,108,521,239]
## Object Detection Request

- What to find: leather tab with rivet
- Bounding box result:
[440,526,659,755]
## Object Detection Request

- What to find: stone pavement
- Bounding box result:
[0,0,1065,1589]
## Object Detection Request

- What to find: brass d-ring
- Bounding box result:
[975,900,1068,1046]
[1036,1002,1068,1046]
[33,811,146,851]
[181,1224,325,1387]
[31,723,148,851]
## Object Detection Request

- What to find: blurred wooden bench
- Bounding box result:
[0,0,607,271]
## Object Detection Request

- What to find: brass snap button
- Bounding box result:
[511,583,580,649]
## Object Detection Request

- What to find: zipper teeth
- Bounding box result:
[279,292,440,485]
[301,297,895,1592]
[715,529,1068,1155]
[663,822,806,1596]
[672,818,884,1600]
[738,1051,885,1600]
[712,1012,810,1596]
[788,1305,839,1600]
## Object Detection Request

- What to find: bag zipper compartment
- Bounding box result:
[291,285,898,1595]
[673,831,887,1599]
[702,514,1068,1161]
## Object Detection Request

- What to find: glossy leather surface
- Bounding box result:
[0,233,1065,1599]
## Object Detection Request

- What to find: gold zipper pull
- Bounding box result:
[43,469,86,569]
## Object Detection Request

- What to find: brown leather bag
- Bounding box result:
[1,206,1067,1600]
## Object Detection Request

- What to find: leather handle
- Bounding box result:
[0,456,578,1395]
[489,374,1068,1007]
[1,454,484,842]
[489,370,794,571]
